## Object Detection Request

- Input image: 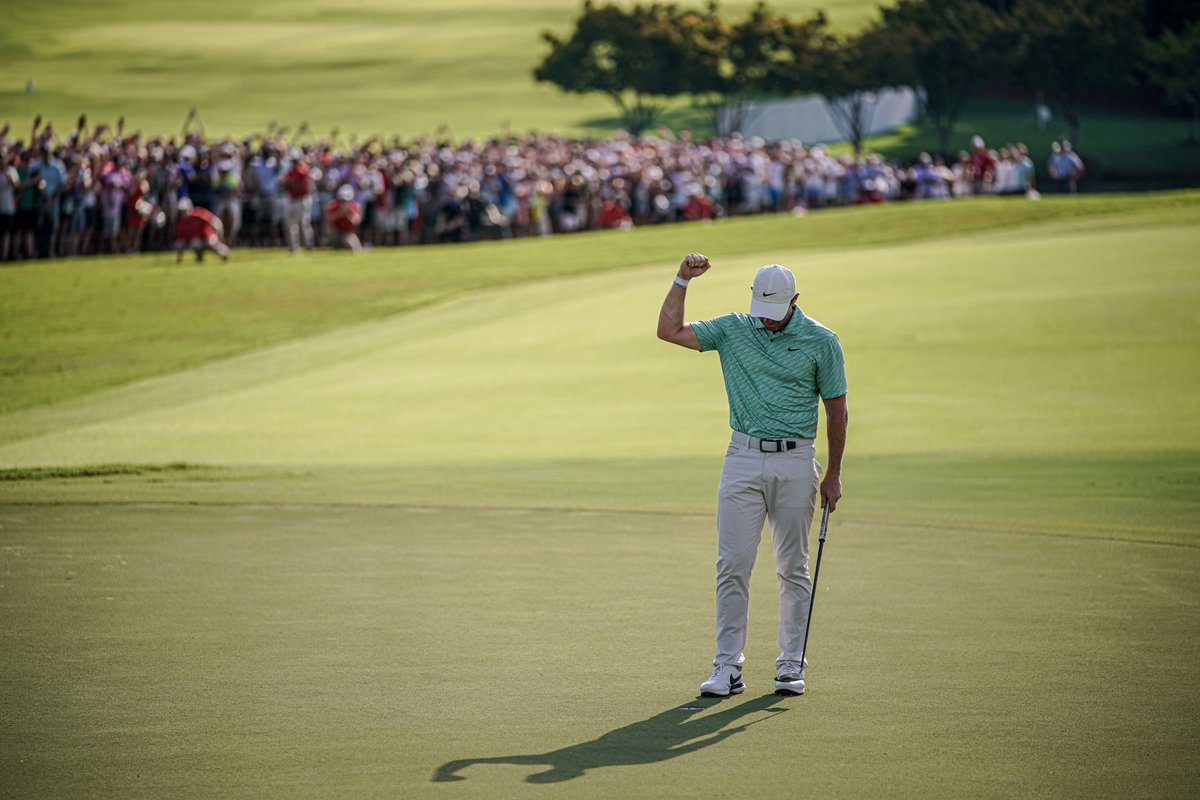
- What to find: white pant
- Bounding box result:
[286,195,314,251]
[714,432,820,669]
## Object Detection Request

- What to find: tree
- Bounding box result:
[879,0,1013,155]
[1144,0,1200,38]
[684,2,833,135]
[739,4,832,97]
[1012,0,1146,147]
[813,23,902,155]
[533,1,701,135]
[1147,21,1200,144]
[669,3,737,134]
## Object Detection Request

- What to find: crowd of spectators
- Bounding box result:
[0,116,1077,263]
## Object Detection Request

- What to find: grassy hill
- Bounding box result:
[2,0,880,141]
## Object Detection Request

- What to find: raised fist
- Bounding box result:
[678,252,712,279]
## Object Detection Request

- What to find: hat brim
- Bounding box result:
[749,297,791,321]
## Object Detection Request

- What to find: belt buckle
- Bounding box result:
[759,438,784,453]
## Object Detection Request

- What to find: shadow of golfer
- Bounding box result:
[432,693,787,784]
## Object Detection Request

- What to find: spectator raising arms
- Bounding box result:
[0,149,17,261]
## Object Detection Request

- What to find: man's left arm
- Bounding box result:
[820,394,848,511]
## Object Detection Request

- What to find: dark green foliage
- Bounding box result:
[1010,0,1147,147]
[1146,21,1200,143]
[879,0,1013,155]
[715,3,834,131]
[533,1,707,133]
[535,0,1178,154]
[536,2,839,135]
[811,22,905,154]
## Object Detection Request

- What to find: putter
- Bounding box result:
[797,505,830,674]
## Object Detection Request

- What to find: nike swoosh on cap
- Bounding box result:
[762,291,777,297]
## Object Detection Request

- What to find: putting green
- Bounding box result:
[2,204,1198,797]
[1,504,1196,798]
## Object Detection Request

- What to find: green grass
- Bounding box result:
[1,0,879,141]
[3,504,1195,798]
[4,191,1198,417]
[2,197,1199,797]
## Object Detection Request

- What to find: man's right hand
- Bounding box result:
[658,253,709,351]
[679,252,712,279]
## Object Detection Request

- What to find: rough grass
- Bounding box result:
[0,463,199,481]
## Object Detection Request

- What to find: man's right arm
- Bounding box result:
[656,252,711,351]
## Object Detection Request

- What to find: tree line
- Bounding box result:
[534,0,1200,153]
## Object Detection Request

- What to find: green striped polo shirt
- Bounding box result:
[692,306,847,439]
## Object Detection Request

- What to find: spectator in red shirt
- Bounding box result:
[967,135,997,195]
[597,194,633,230]
[325,184,362,253]
[679,184,714,221]
[174,196,230,262]
[282,151,315,252]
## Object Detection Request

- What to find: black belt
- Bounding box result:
[734,432,810,452]
[724,434,811,453]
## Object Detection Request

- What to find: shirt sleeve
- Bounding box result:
[691,314,730,352]
[816,334,848,398]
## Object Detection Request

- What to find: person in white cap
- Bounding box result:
[657,254,848,697]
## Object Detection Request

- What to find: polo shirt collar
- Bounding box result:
[751,305,806,335]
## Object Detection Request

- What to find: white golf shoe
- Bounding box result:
[700,664,745,697]
[774,660,806,695]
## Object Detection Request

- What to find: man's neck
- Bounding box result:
[762,306,795,333]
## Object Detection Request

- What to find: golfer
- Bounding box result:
[657,253,848,696]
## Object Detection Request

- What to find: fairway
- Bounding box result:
[2,198,1199,797]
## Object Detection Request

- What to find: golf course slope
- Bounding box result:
[1,0,878,140]
[2,194,1198,798]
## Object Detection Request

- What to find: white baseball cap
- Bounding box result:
[749,264,797,321]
